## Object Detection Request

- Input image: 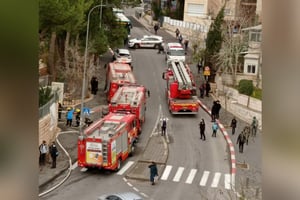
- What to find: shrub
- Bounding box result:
[238,79,254,96]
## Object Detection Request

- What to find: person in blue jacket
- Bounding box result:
[66,108,74,127]
[212,122,219,137]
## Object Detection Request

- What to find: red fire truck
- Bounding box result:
[104,62,136,102]
[77,112,138,171]
[109,84,147,134]
[162,61,199,114]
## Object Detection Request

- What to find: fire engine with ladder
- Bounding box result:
[109,84,147,134]
[77,112,139,171]
[104,62,136,103]
[162,61,199,114]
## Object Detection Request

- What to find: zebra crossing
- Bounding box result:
[118,161,232,190]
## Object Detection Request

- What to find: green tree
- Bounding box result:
[238,79,254,96]
[39,86,54,107]
[205,6,225,70]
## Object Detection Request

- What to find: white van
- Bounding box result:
[165,42,186,62]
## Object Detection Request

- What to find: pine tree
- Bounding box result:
[205,6,225,69]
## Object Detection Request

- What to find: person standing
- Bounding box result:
[205,81,211,97]
[215,100,221,120]
[184,39,189,51]
[199,84,205,98]
[66,108,74,127]
[212,122,218,137]
[178,34,183,44]
[157,42,164,54]
[93,77,99,95]
[154,23,159,35]
[251,116,258,136]
[199,119,206,140]
[161,118,167,136]
[49,141,58,168]
[148,161,158,185]
[211,101,217,122]
[175,28,180,38]
[75,108,81,127]
[230,117,237,135]
[237,132,246,153]
[39,140,48,167]
[197,61,202,74]
[90,76,96,95]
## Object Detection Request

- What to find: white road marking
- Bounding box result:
[117,161,134,175]
[173,167,184,182]
[199,171,210,186]
[224,174,231,190]
[71,161,78,170]
[211,172,221,188]
[185,169,197,184]
[161,165,172,180]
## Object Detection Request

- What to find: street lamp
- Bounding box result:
[79,3,106,136]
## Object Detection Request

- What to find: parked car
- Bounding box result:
[165,42,186,62]
[128,35,163,49]
[112,48,132,66]
[97,192,143,200]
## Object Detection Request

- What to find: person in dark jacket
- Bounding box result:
[230,117,237,135]
[199,119,206,140]
[148,161,158,185]
[175,28,180,38]
[154,23,159,35]
[49,141,58,168]
[157,42,164,54]
[211,101,218,122]
[161,118,167,136]
[199,83,205,98]
[237,132,247,153]
[215,100,221,119]
[205,81,211,97]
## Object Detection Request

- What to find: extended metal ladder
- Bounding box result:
[171,61,193,90]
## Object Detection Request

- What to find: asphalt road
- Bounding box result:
[41,7,233,200]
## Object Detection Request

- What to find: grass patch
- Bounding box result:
[251,87,262,100]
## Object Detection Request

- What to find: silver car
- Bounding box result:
[112,48,132,66]
[97,192,143,200]
[128,35,163,49]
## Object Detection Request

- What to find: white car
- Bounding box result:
[165,42,186,62]
[128,35,163,49]
[112,48,132,65]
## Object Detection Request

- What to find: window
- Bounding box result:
[247,64,256,74]
[187,4,205,16]
[250,30,262,42]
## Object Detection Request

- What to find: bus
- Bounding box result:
[113,10,132,36]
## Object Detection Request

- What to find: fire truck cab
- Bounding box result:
[109,84,147,134]
[78,112,138,171]
[162,61,199,114]
[104,62,136,102]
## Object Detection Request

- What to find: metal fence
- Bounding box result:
[39,94,57,119]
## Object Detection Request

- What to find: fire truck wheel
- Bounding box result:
[129,145,135,157]
[116,159,122,171]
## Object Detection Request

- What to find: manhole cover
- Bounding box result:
[236,162,249,169]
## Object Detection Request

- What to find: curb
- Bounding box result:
[197,99,236,189]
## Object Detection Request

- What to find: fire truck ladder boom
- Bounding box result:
[171,61,192,90]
